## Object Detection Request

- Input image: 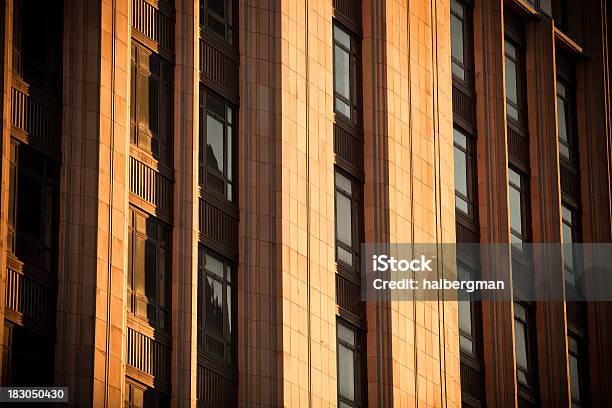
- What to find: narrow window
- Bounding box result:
[504,39,522,122]
[568,336,587,407]
[508,167,529,245]
[130,45,172,165]
[337,322,363,408]
[12,144,57,271]
[454,127,476,218]
[333,24,358,121]
[335,170,360,270]
[458,265,477,355]
[201,90,235,202]
[202,0,235,46]
[198,248,234,366]
[127,209,170,331]
[514,302,532,386]
[557,80,575,161]
[450,0,472,83]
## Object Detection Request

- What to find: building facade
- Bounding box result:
[0,0,610,406]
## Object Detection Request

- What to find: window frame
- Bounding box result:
[130,43,173,166]
[199,87,237,204]
[201,0,236,47]
[504,35,527,129]
[336,320,365,408]
[450,0,474,87]
[514,302,535,390]
[568,333,588,408]
[508,166,531,245]
[334,168,362,276]
[332,21,361,126]
[9,141,59,272]
[127,208,171,332]
[453,126,478,222]
[197,246,236,368]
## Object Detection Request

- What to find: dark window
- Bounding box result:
[10,143,58,271]
[124,380,167,408]
[562,204,583,291]
[201,0,235,46]
[333,23,359,122]
[198,248,234,366]
[514,302,533,387]
[130,44,172,165]
[458,264,478,355]
[557,79,577,162]
[127,209,170,331]
[12,0,62,94]
[200,89,236,203]
[568,335,588,408]
[450,0,473,84]
[508,167,530,245]
[335,170,361,271]
[553,0,569,31]
[337,322,364,408]
[504,39,525,124]
[454,127,477,219]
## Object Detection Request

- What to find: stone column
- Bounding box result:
[363,0,460,406]
[525,17,570,408]
[473,0,517,406]
[55,0,130,405]
[171,0,199,406]
[576,0,612,406]
[0,0,14,379]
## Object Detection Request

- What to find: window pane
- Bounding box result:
[557,96,569,145]
[569,353,581,401]
[335,98,351,118]
[338,324,355,346]
[509,184,523,236]
[335,172,352,194]
[207,0,224,17]
[514,319,529,374]
[336,192,352,247]
[206,254,224,278]
[145,240,157,302]
[505,57,518,107]
[137,71,150,128]
[134,236,145,294]
[451,14,464,66]
[206,114,224,173]
[205,276,224,340]
[334,46,351,101]
[454,146,468,198]
[338,343,355,401]
[334,25,351,49]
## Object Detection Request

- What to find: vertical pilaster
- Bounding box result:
[576,0,612,406]
[172,0,198,406]
[525,17,570,408]
[363,0,460,407]
[473,0,516,406]
[0,0,13,380]
[56,0,130,405]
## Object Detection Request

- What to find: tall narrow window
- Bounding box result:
[557,80,576,161]
[333,24,358,121]
[562,204,583,290]
[504,39,523,123]
[335,170,360,270]
[450,0,472,83]
[508,167,529,245]
[568,335,587,407]
[458,264,478,355]
[200,90,235,202]
[454,127,476,218]
[11,143,58,272]
[337,322,363,408]
[198,248,234,366]
[130,44,172,165]
[127,209,170,330]
[201,0,235,46]
[514,302,532,387]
